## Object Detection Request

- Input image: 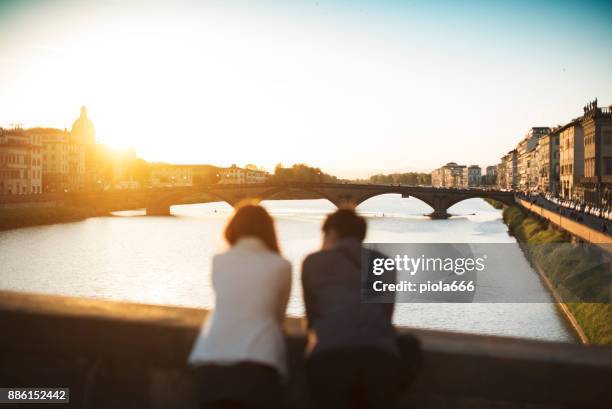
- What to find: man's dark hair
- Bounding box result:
[322,207,367,241]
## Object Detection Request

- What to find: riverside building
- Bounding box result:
[150,163,193,187]
[219,164,268,184]
[431,162,468,188]
[559,120,584,200]
[36,127,86,192]
[537,129,560,194]
[486,99,612,205]
[0,127,43,195]
[503,150,517,190]
[485,165,497,186]
[577,100,612,206]
[517,127,550,192]
[496,162,506,189]
[467,165,481,187]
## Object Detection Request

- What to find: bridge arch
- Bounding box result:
[424,192,515,219]
[351,189,401,206]
[146,190,239,215]
[354,191,435,213]
[443,194,515,211]
[356,190,515,219]
[146,185,342,215]
[256,187,339,207]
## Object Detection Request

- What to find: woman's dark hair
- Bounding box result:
[224,201,280,253]
[322,207,367,242]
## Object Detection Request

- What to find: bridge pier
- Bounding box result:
[146,202,171,216]
[429,209,450,219]
[330,193,358,208]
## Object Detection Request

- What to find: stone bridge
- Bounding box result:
[143,183,515,218]
[0,183,515,219]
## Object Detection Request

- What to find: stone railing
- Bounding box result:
[1,290,611,408]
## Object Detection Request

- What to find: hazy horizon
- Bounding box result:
[1,0,611,176]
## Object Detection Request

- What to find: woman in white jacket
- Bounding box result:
[189,203,292,409]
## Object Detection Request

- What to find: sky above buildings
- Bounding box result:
[1,0,611,177]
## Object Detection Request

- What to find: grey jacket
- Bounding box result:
[301,238,398,356]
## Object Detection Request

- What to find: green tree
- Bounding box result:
[272,163,338,183]
[369,172,430,185]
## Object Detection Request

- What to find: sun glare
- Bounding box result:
[2,1,611,175]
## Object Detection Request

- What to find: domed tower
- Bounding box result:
[71,106,98,190]
[71,106,96,145]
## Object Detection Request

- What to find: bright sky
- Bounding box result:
[1,0,611,177]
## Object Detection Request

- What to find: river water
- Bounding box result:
[0,195,574,342]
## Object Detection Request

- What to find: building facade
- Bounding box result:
[191,165,221,186]
[537,133,550,194]
[537,130,560,194]
[533,142,543,192]
[531,146,542,191]
[35,128,85,192]
[503,150,517,190]
[517,127,549,192]
[70,106,98,189]
[578,99,612,205]
[559,121,584,199]
[219,164,268,184]
[150,163,193,187]
[496,162,506,189]
[0,127,43,195]
[550,131,560,194]
[431,162,468,188]
[485,165,497,186]
[244,164,269,183]
[431,167,443,187]
[516,138,529,191]
[467,165,481,187]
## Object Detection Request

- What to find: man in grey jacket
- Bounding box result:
[301,208,402,409]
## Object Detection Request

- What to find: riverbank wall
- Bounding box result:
[500,204,612,345]
[516,198,611,248]
[1,290,611,409]
[0,206,96,231]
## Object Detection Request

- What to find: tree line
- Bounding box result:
[271,163,340,183]
[368,172,431,185]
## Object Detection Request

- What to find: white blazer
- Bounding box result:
[189,237,292,377]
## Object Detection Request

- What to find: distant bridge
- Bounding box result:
[0,183,515,219]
